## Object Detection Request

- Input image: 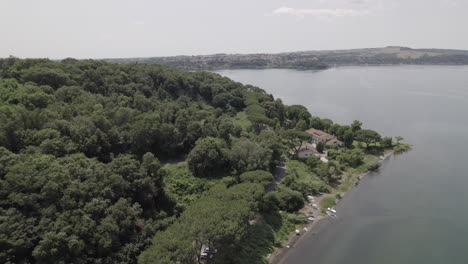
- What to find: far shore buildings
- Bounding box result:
[305,128,344,147]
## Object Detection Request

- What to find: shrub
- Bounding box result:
[306,156,319,169]
[394,143,411,153]
[222,176,238,187]
[272,186,304,212]
[286,213,307,224]
[240,170,274,187]
[337,149,365,168]
[367,161,381,171]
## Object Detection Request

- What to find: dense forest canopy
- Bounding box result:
[0,57,392,264]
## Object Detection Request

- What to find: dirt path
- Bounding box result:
[265,159,287,193]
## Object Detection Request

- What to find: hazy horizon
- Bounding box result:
[2,0,467,59]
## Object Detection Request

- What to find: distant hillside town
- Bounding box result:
[105,46,468,70]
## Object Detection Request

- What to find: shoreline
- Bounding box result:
[268,150,395,264]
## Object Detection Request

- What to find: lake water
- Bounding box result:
[217,66,468,264]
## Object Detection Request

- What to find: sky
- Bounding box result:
[1,0,467,59]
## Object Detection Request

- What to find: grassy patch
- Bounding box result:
[363,154,379,166]
[161,162,220,209]
[264,211,306,243]
[337,170,360,192]
[320,197,336,213]
[363,154,381,171]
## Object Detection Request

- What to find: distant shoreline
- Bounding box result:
[103,46,468,71]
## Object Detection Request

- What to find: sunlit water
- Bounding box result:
[217,66,468,264]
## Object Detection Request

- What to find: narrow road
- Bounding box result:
[265,158,287,193]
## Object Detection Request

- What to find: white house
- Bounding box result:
[294,145,318,159]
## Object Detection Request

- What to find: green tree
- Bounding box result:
[351,120,363,132]
[282,129,310,156]
[294,119,308,131]
[218,117,236,141]
[228,138,272,174]
[255,130,284,166]
[316,141,325,153]
[343,129,354,148]
[381,137,393,148]
[395,136,404,144]
[355,129,382,150]
[187,137,226,177]
[272,186,304,212]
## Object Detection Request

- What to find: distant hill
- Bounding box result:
[300,46,468,66]
[105,46,468,70]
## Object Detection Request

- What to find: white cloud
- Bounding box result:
[271,6,370,19]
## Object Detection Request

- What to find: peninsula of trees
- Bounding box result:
[0,58,407,264]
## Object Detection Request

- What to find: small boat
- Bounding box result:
[326,211,336,217]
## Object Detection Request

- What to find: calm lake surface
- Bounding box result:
[217,66,468,264]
